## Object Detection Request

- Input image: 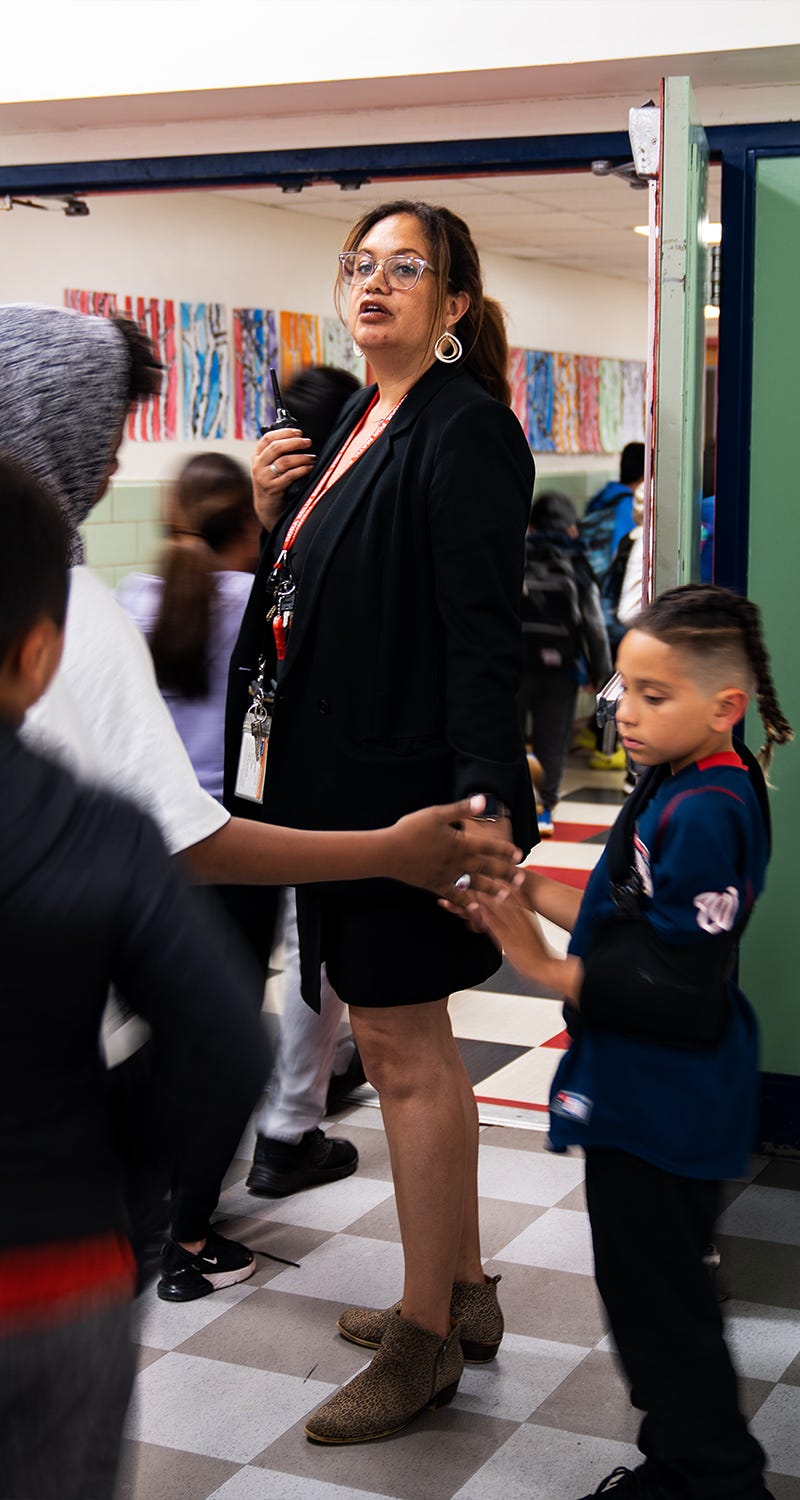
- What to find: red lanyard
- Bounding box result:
[271,391,405,659]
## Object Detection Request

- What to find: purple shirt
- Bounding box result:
[117,570,253,802]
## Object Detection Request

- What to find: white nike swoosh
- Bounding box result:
[203,1256,218,1266]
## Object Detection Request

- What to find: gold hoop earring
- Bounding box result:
[352,340,363,358]
[434,330,462,364]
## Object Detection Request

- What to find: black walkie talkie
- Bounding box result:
[260,367,300,437]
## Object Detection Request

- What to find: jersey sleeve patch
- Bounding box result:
[693,886,740,934]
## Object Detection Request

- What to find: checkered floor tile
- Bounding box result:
[119,756,800,1499]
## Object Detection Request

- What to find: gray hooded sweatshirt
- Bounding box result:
[0,303,130,563]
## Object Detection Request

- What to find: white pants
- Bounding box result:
[255,888,354,1143]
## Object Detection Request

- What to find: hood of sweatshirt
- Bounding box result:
[0,304,130,564]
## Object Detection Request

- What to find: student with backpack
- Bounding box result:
[461,582,792,1500]
[520,490,612,834]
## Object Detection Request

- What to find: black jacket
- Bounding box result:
[225,361,538,857]
[0,723,269,1251]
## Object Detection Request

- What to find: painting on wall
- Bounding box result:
[233,308,278,439]
[322,316,365,382]
[620,359,647,446]
[180,302,230,440]
[122,296,178,442]
[576,355,603,455]
[279,311,322,386]
[515,342,646,456]
[551,353,581,456]
[528,351,555,453]
[64,289,118,317]
[508,347,529,435]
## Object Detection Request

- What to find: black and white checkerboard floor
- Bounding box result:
[119,761,800,1500]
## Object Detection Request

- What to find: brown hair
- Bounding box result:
[149,454,253,698]
[634,583,793,773]
[334,199,511,405]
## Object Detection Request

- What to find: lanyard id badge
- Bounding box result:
[234,667,273,804]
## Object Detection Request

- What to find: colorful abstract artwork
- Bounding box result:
[620,360,647,446]
[122,296,178,442]
[598,358,624,454]
[322,316,365,381]
[576,355,603,455]
[551,353,581,455]
[64,289,118,317]
[233,308,278,439]
[528,351,555,452]
[279,311,322,387]
[180,303,230,440]
[508,347,529,435]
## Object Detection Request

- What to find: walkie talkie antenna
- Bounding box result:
[270,367,288,422]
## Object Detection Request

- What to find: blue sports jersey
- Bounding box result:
[549,752,769,1178]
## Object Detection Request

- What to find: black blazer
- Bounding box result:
[225,360,538,856]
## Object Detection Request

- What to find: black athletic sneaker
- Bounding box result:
[156,1229,256,1302]
[246,1128,358,1198]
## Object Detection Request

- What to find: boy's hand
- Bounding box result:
[468,885,585,1004]
[387,795,521,895]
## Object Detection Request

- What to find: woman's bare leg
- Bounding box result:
[349,998,484,1339]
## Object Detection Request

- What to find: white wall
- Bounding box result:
[5,0,800,101]
[0,187,647,484]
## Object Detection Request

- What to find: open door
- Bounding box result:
[632,76,709,598]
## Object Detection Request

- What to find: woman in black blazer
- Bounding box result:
[226,202,537,1443]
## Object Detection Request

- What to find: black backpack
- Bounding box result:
[521,550,583,671]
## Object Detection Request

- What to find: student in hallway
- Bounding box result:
[0,456,270,1499]
[461,583,792,1500]
[520,489,611,835]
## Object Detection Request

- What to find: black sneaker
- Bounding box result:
[578,1467,673,1499]
[156,1229,256,1302]
[246,1128,358,1198]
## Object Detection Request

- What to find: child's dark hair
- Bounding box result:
[635,583,793,772]
[0,457,69,663]
[283,365,361,456]
[149,454,253,698]
[110,315,164,405]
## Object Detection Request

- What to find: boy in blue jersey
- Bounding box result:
[460,584,793,1500]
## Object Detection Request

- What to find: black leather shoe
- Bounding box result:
[246,1128,358,1198]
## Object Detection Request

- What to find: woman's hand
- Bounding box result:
[251,428,317,531]
[386,794,522,895]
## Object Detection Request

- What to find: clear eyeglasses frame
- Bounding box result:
[338,251,434,290]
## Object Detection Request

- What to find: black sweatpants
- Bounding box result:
[584,1149,767,1500]
[519,669,578,812]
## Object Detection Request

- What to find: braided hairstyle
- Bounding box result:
[634,583,793,773]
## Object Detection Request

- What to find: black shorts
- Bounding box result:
[295,881,501,1009]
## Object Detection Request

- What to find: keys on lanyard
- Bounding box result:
[270,560,296,662]
[234,663,274,804]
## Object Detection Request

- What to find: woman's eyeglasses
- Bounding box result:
[338,252,433,291]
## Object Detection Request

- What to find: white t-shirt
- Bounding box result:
[617,526,644,626]
[22,567,228,855]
